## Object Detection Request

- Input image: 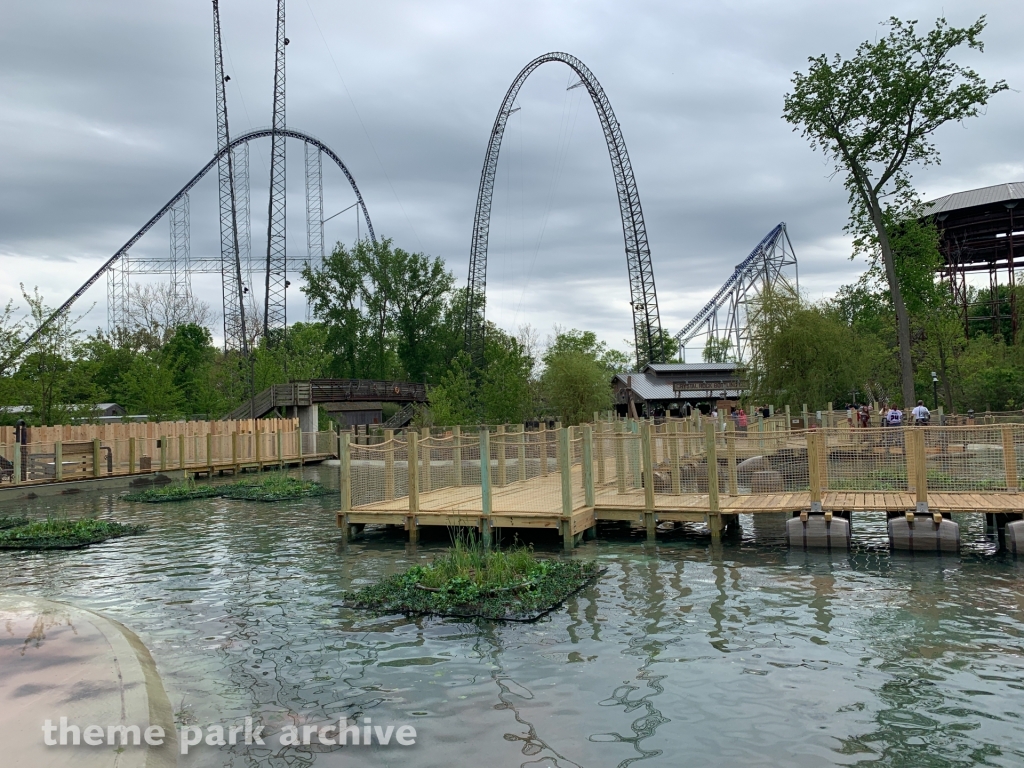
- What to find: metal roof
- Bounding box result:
[612,373,741,402]
[643,362,740,374]
[924,182,1024,216]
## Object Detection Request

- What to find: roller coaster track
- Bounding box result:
[674,223,797,362]
[1,127,375,375]
[465,52,663,368]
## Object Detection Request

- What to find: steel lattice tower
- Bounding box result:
[232,142,252,288]
[304,143,324,320]
[106,253,130,334]
[168,193,193,324]
[263,0,288,338]
[213,0,249,357]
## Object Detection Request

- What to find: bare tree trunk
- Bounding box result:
[868,197,916,409]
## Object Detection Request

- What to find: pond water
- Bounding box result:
[2,467,1023,767]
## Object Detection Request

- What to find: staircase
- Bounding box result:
[383,402,418,429]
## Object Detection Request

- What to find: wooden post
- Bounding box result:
[296,428,303,466]
[726,422,738,496]
[159,436,167,472]
[705,421,722,543]
[12,442,20,486]
[808,430,822,513]
[339,433,351,512]
[55,440,63,481]
[628,420,641,489]
[128,436,136,475]
[669,421,681,494]
[554,421,563,472]
[255,429,262,468]
[418,427,431,493]
[179,434,186,471]
[582,424,595,508]
[1003,425,1018,491]
[93,438,102,478]
[231,432,238,472]
[827,401,834,429]
[595,421,606,484]
[784,404,791,432]
[339,433,353,542]
[614,420,626,494]
[516,425,526,483]
[452,426,463,487]
[206,433,214,474]
[496,424,507,486]
[558,427,573,550]
[539,423,548,477]
[914,428,928,512]
[641,421,656,542]
[801,403,809,430]
[408,432,420,544]
[276,430,284,469]
[384,429,395,500]
[479,429,492,547]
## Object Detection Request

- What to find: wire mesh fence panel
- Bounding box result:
[350,442,393,507]
[439,435,482,512]
[920,424,1014,492]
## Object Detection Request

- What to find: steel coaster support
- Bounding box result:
[106,252,130,335]
[232,142,252,290]
[168,192,193,325]
[0,127,375,376]
[213,0,249,358]
[674,223,798,363]
[304,143,324,320]
[263,0,288,338]
[465,52,664,368]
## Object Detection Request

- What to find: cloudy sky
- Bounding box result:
[2,0,1021,358]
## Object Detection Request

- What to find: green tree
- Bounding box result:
[479,331,534,424]
[540,330,613,424]
[119,354,183,420]
[428,352,478,426]
[783,15,1006,410]
[702,337,734,363]
[748,288,871,408]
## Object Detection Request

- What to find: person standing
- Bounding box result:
[886,404,903,427]
[859,404,870,428]
[912,400,931,426]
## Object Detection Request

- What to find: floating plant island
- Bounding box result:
[344,540,603,622]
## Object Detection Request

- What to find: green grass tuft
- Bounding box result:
[124,477,223,503]
[0,518,148,550]
[220,473,330,502]
[344,534,602,621]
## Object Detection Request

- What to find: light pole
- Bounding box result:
[931,371,939,411]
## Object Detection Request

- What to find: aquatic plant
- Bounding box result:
[220,473,330,502]
[0,518,148,550]
[344,535,602,621]
[123,476,222,503]
[0,516,29,530]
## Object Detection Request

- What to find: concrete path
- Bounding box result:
[0,595,176,767]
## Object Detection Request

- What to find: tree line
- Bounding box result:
[0,239,632,427]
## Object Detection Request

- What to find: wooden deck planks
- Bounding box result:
[349,469,1024,523]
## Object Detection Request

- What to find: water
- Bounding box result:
[2,468,1023,767]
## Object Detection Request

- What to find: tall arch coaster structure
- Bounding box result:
[465,52,664,367]
[3,127,375,373]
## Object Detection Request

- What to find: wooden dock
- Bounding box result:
[337,420,1024,549]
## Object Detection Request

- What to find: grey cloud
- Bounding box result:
[1,0,1021,350]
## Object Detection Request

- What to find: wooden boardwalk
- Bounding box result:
[336,421,1024,548]
[339,465,1024,548]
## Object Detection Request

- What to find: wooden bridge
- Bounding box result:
[337,418,1024,549]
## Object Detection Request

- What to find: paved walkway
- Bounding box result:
[0,594,176,767]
